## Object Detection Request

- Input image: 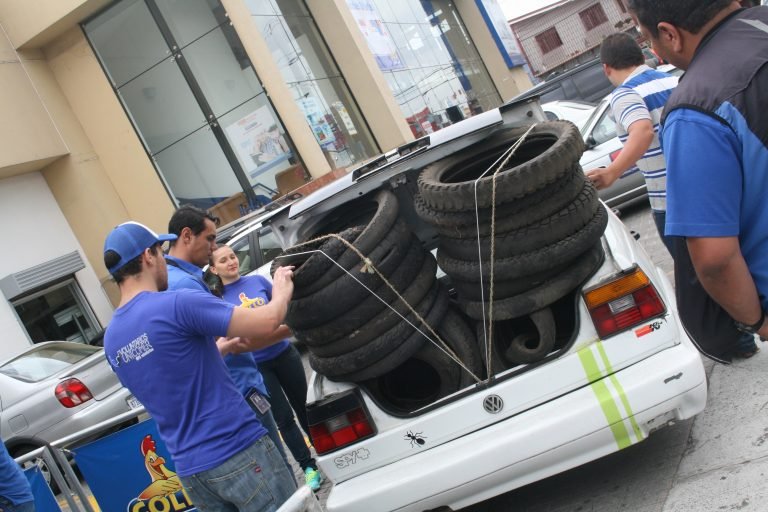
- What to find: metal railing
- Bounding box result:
[14,405,324,512]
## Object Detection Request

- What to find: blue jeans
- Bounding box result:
[259,345,316,471]
[254,405,292,475]
[0,497,35,512]
[178,436,296,512]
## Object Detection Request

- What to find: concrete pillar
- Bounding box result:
[221,0,332,178]
[453,0,533,102]
[306,0,413,152]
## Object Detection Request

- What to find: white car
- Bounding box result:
[264,100,707,512]
[541,100,596,130]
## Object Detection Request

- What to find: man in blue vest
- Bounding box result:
[628,0,768,355]
[166,205,219,292]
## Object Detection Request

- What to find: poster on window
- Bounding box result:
[475,0,526,68]
[298,96,337,150]
[348,0,403,71]
[225,106,292,180]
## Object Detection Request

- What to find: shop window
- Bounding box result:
[346,0,501,137]
[12,280,101,345]
[84,0,309,224]
[249,1,379,171]
[535,27,563,54]
[579,4,609,31]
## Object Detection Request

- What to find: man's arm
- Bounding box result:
[225,266,294,348]
[687,237,767,337]
[586,119,654,190]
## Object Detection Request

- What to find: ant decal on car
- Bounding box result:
[404,431,427,448]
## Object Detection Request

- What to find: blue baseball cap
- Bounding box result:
[104,221,177,274]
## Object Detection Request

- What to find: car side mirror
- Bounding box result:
[585,136,597,150]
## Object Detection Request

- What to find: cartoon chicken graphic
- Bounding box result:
[137,434,183,500]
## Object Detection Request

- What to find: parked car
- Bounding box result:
[0,342,138,463]
[259,99,707,512]
[508,58,613,104]
[541,100,595,129]
[579,65,684,209]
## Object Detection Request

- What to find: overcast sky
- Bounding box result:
[498,0,562,21]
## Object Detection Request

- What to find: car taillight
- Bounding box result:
[55,378,94,408]
[609,149,621,161]
[307,390,376,455]
[583,266,665,338]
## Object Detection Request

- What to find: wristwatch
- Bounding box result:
[734,310,766,335]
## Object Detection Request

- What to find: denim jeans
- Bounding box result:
[178,436,296,512]
[253,405,292,475]
[0,497,35,512]
[259,345,316,471]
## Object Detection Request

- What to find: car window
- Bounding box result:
[591,108,617,146]
[544,111,558,121]
[257,227,282,266]
[0,344,99,382]
[230,235,254,276]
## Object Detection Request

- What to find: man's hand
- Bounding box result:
[216,336,249,355]
[271,265,295,304]
[586,166,622,190]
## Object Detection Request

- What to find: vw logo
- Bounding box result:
[483,394,504,414]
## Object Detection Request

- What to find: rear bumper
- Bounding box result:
[325,340,706,512]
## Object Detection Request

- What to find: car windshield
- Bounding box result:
[0,344,99,382]
[579,99,608,137]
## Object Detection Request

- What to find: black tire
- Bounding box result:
[286,218,413,329]
[275,189,400,298]
[449,259,572,301]
[418,121,584,212]
[362,308,482,412]
[325,283,451,382]
[459,243,605,321]
[414,165,586,238]
[437,204,607,281]
[308,281,441,376]
[501,307,556,364]
[439,180,599,261]
[272,225,363,299]
[302,248,436,355]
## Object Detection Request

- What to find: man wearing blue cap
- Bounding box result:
[102,221,297,512]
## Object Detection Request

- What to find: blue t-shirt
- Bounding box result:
[165,255,208,292]
[224,352,268,397]
[221,275,290,363]
[0,442,33,505]
[663,106,768,310]
[103,289,266,477]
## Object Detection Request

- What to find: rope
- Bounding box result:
[474,124,538,377]
[276,235,482,383]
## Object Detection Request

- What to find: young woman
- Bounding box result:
[209,245,323,492]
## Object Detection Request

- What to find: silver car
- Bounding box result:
[0,341,139,461]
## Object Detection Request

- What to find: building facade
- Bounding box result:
[0,0,532,358]
[510,0,635,78]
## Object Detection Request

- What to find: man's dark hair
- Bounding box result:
[105,244,161,284]
[168,205,219,246]
[628,0,734,38]
[600,32,645,69]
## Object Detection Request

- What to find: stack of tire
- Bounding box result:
[272,190,481,403]
[415,121,607,368]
